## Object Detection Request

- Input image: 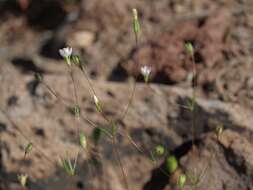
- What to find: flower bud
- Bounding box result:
[25,142,33,156]
[132,8,140,43]
[155,145,165,156]
[185,42,194,56]
[18,173,28,187]
[178,174,187,189]
[93,95,102,113]
[73,104,81,117]
[166,155,178,173]
[34,73,43,82]
[79,133,87,149]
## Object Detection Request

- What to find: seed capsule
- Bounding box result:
[155,145,165,156]
[185,42,194,56]
[79,133,87,149]
[166,155,178,173]
[178,174,187,189]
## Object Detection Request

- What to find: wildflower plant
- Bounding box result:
[8,6,222,190]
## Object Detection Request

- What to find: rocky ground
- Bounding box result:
[0,0,253,190]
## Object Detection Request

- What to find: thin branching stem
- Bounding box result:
[121,80,137,121]
[78,65,131,190]
[112,137,131,190]
[191,53,197,146]
[80,68,97,97]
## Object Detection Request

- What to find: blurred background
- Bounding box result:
[0,0,253,190]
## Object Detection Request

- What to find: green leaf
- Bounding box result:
[61,157,75,176]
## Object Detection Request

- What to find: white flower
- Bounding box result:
[141,66,151,83]
[59,47,72,58]
[141,66,151,77]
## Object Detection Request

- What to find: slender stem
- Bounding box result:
[68,65,82,177]
[112,137,130,190]
[78,65,131,190]
[69,66,79,106]
[191,53,196,146]
[73,150,79,171]
[41,81,70,107]
[121,80,137,121]
[80,68,96,97]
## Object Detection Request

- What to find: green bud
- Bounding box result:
[71,55,83,70]
[79,133,87,149]
[34,73,43,82]
[25,142,33,155]
[132,8,140,43]
[155,145,165,156]
[93,95,102,113]
[166,155,178,173]
[73,104,81,117]
[178,174,187,189]
[17,173,28,187]
[185,42,194,55]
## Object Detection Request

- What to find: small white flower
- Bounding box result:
[141,66,151,77]
[141,66,152,83]
[59,47,72,58]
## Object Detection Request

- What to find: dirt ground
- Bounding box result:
[0,0,253,190]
